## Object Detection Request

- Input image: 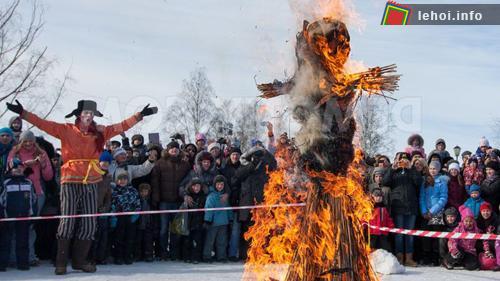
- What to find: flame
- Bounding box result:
[306,23,394,106]
[258,104,270,114]
[288,0,365,30]
[243,148,376,281]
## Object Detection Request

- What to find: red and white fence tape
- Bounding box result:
[1,203,498,241]
[367,225,500,241]
[0,203,307,222]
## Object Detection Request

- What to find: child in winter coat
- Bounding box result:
[463,184,485,219]
[476,202,498,270]
[203,175,232,262]
[463,157,484,189]
[404,134,426,159]
[443,206,480,270]
[0,161,37,271]
[419,161,449,265]
[368,167,391,212]
[182,178,207,264]
[439,207,460,265]
[429,139,451,164]
[90,151,113,265]
[446,162,467,210]
[135,183,154,262]
[369,188,394,252]
[111,172,141,265]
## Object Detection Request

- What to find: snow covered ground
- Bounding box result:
[1,261,499,281]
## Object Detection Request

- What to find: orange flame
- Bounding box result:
[243,147,376,281]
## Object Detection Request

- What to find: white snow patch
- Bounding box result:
[369,249,405,275]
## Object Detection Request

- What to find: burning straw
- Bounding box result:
[243,15,400,281]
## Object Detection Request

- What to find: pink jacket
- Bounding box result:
[463,166,484,186]
[7,146,53,195]
[448,221,487,256]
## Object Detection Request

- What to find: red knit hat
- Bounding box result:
[480,202,492,212]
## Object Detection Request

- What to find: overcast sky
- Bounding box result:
[8,0,500,156]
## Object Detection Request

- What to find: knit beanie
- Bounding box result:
[167,141,180,150]
[468,184,481,194]
[0,127,14,137]
[429,160,441,171]
[195,133,206,142]
[251,139,263,147]
[228,146,242,156]
[448,162,460,172]
[213,175,226,185]
[459,205,474,219]
[116,171,128,180]
[485,160,500,172]
[190,177,203,187]
[444,206,458,217]
[113,147,127,159]
[99,150,113,163]
[479,136,490,147]
[373,167,385,176]
[19,130,36,143]
[208,142,221,152]
[480,202,492,212]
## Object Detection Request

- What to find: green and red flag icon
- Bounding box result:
[381,1,412,25]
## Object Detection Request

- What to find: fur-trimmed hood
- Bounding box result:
[407,134,424,147]
[194,151,216,174]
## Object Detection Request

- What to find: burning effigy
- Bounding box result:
[242,8,400,281]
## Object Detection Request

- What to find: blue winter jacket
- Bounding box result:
[204,186,233,227]
[463,196,485,219]
[0,176,37,218]
[419,175,449,215]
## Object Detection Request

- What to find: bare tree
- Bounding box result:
[355,96,394,156]
[208,98,235,139]
[234,99,268,151]
[163,67,217,142]
[0,0,67,120]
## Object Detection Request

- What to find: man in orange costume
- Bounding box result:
[6,99,157,275]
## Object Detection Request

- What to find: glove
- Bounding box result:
[130,214,139,223]
[140,104,158,117]
[6,99,24,115]
[451,250,463,259]
[485,251,494,259]
[423,212,431,220]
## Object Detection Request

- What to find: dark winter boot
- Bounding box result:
[71,240,96,273]
[442,259,454,270]
[54,239,71,275]
[405,253,418,267]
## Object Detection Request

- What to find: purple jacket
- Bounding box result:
[446,175,466,210]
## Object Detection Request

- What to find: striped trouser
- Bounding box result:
[57,183,98,240]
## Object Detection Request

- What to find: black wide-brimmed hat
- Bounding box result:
[65,100,103,118]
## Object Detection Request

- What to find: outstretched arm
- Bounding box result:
[23,111,66,139]
[103,104,158,140]
[7,100,65,139]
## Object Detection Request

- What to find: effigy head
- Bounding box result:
[304,18,351,66]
